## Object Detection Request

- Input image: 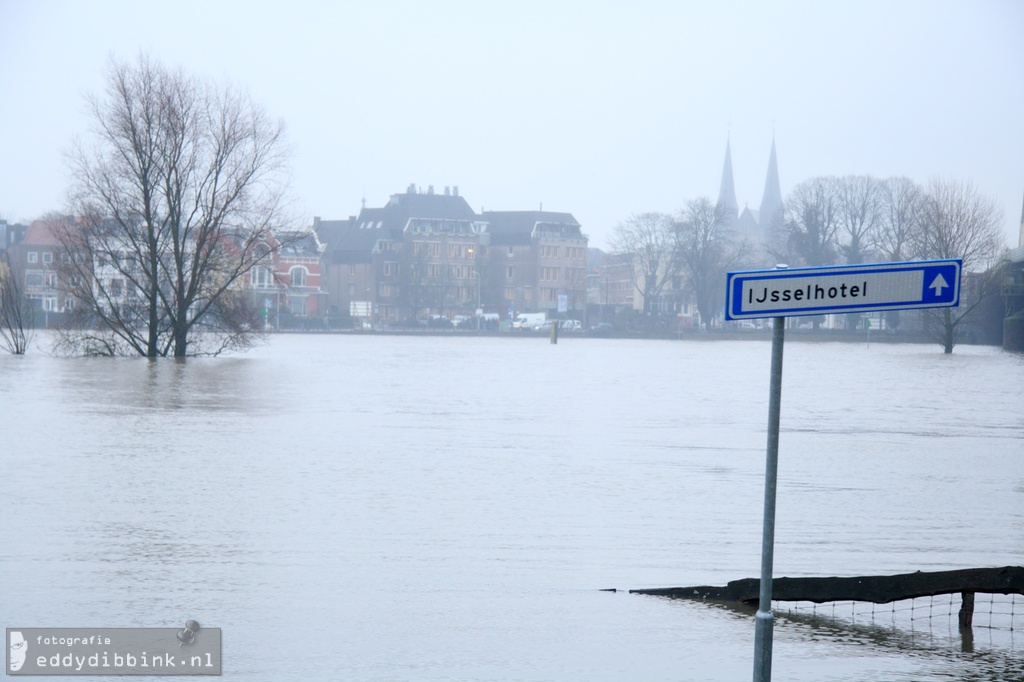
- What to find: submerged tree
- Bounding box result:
[0,251,34,354]
[915,178,1005,353]
[58,54,292,357]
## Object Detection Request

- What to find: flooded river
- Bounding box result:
[2,334,1022,680]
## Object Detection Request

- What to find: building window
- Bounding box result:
[27,252,38,263]
[540,266,559,282]
[42,252,53,264]
[383,262,396,276]
[506,266,513,279]
[348,283,356,296]
[110,279,124,297]
[508,247,514,257]
[251,265,274,288]
[290,266,307,287]
[44,272,56,288]
[25,272,43,286]
[447,264,469,279]
[290,297,307,316]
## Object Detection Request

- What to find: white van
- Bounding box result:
[513,313,546,330]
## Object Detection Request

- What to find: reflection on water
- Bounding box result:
[1,335,1022,681]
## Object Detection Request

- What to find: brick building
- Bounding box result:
[314,186,587,326]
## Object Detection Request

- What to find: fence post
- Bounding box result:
[958,591,975,630]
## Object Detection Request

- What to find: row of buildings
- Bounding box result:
[0,139,805,330]
[1,185,603,329]
[311,184,592,327]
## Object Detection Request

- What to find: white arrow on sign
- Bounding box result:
[929,273,949,296]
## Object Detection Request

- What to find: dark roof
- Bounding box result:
[312,193,584,257]
[482,210,582,246]
[315,191,479,262]
[277,230,322,258]
[314,218,382,264]
[383,191,477,222]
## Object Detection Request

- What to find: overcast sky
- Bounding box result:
[2,0,1022,250]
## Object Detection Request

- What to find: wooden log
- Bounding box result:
[631,566,1024,605]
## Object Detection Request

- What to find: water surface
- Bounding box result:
[2,335,1022,680]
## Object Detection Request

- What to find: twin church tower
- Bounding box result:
[715,137,784,246]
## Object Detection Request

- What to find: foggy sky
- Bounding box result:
[1,0,1022,251]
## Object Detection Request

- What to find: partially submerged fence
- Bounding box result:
[631,566,1024,630]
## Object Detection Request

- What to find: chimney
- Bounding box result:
[453,186,459,197]
[407,183,416,194]
[444,186,450,196]
[427,185,434,195]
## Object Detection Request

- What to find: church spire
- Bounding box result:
[759,135,783,242]
[716,137,738,223]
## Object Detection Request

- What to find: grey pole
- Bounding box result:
[753,315,786,682]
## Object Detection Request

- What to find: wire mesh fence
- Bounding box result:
[774,592,1020,651]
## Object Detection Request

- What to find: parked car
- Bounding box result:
[427,315,453,329]
[588,322,614,335]
[560,319,582,332]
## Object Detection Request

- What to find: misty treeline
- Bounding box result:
[611,175,1007,352]
[4,54,294,357]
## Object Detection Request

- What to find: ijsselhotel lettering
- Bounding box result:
[748,281,868,304]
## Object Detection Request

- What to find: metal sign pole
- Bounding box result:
[753,315,785,682]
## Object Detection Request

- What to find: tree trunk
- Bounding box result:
[173,326,188,358]
[147,288,160,357]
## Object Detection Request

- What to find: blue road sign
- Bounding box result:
[725,259,962,320]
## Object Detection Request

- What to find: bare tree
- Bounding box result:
[609,212,680,318]
[915,178,1006,353]
[58,54,292,357]
[836,175,881,264]
[0,251,34,354]
[676,197,749,327]
[775,177,842,267]
[874,177,922,331]
[876,177,921,262]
